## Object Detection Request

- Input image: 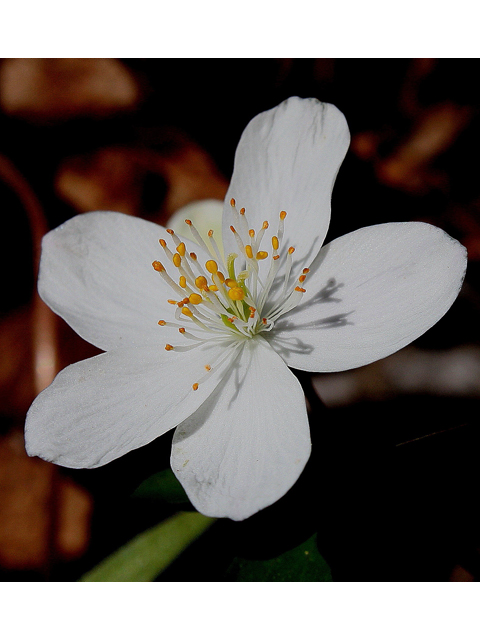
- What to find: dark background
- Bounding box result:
[0,58,479,581]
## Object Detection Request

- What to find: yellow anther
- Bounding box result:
[205,260,218,274]
[240,208,245,215]
[179,327,186,333]
[177,301,184,307]
[166,229,174,235]
[176,242,186,256]
[182,297,189,305]
[225,278,236,288]
[262,221,269,229]
[185,219,192,225]
[230,225,236,233]
[167,299,177,305]
[249,306,256,318]
[249,229,255,238]
[280,210,287,220]
[262,318,267,325]
[189,293,203,305]
[288,246,295,254]
[158,320,166,326]
[228,287,245,301]
[190,252,197,260]
[165,344,174,351]
[152,261,164,272]
[295,286,306,293]
[256,251,268,260]
[216,271,225,283]
[173,253,182,267]
[303,268,310,274]
[195,276,208,289]
[192,383,199,391]
[181,307,193,317]
[159,238,166,248]
[208,230,213,237]
[299,275,306,283]
[245,245,253,259]
[228,316,236,323]
[179,276,187,288]
[205,364,211,371]
[273,255,280,261]
[209,285,218,291]
[230,198,236,207]
[272,236,279,250]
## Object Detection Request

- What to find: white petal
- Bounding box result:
[25,340,235,468]
[222,97,350,267]
[171,336,311,521]
[269,222,467,372]
[38,211,209,351]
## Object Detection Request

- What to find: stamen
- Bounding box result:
[237,207,249,240]
[189,293,203,305]
[256,251,268,260]
[205,260,218,274]
[153,262,186,297]
[195,276,208,289]
[185,219,214,258]
[208,229,224,264]
[179,328,204,341]
[192,383,199,391]
[278,211,287,245]
[165,344,174,351]
[228,287,245,301]
[152,261,164,272]
[245,245,253,259]
[230,225,246,256]
[253,221,269,254]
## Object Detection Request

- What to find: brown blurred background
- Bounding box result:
[0,58,479,581]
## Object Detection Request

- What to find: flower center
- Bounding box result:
[152,200,310,389]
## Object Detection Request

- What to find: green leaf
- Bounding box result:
[79,511,215,582]
[132,468,189,504]
[227,533,332,581]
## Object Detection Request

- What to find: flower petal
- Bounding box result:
[222,97,350,267]
[269,222,467,372]
[38,211,210,351]
[171,336,311,521]
[25,340,236,468]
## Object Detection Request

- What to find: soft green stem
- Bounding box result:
[79,511,216,582]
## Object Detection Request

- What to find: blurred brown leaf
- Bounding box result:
[0,58,141,121]
[0,428,92,571]
[55,134,228,224]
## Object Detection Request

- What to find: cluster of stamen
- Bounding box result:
[152,199,310,390]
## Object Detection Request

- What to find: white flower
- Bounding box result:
[25,97,467,521]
